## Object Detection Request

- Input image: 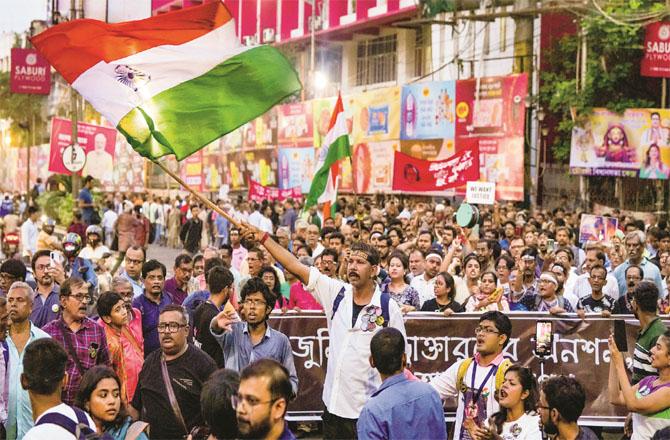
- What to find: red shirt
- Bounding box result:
[287,282,323,311]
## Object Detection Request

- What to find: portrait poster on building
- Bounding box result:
[569,108,670,179]
[454,74,528,201]
[48,117,117,183]
[392,146,479,193]
[180,150,204,192]
[278,147,316,193]
[110,137,145,193]
[345,87,401,144]
[400,81,456,140]
[277,102,314,147]
[312,97,337,148]
[242,147,278,187]
[352,141,397,194]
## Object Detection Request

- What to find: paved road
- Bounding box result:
[146,243,183,276]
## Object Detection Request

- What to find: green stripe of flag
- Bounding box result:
[117,45,301,161]
[305,134,351,209]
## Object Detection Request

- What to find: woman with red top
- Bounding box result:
[97,291,144,403]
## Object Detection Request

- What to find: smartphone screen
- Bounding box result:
[534,321,553,357]
[547,239,555,252]
[613,320,628,353]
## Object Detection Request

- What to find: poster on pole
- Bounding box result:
[48,117,117,183]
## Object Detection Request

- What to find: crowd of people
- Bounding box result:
[0,176,668,439]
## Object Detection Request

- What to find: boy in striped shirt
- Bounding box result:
[631,281,668,384]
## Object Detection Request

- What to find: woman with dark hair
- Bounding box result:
[74,366,148,440]
[464,271,509,312]
[259,266,286,309]
[495,254,515,297]
[387,227,404,249]
[382,252,420,313]
[480,365,541,439]
[420,271,463,315]
[189,369,240,440]
[640,144,670,179]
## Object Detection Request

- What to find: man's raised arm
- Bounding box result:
[240,222,310,284]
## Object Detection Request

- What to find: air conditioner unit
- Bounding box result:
[308,16,322,32]
[242,35,257,46]
[262,28,275,43]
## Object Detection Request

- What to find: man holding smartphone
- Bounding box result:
[430,311,513,439]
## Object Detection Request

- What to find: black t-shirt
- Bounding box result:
[576,294,615,313]
[194,301,224,367]
[613,294,634,314]
[131,344,217,439]
[420,298,464,313]
[352,303,367,327]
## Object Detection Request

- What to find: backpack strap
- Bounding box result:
[330,287,346,320]
[455,357,474,394]
[380,293,391,328]
[36,407,95,439]
[495,359,513,396]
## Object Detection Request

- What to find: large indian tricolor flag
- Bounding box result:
[305,94,351,216]
[32,1,301,161]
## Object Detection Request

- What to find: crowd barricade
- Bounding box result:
[268,311,670,426]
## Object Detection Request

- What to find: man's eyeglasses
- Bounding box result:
[157,322,187,333]
[231,394,278,410]
[67,294,92,304]
[125,257,143,266]
[474,326,500,335]
[537,404,551,411]
[244,299,268,308]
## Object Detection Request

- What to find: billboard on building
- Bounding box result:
[10,48,50,95]
[570,108,670,179]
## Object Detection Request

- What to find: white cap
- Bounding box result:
[435,203,446,211]
[397,210,411,220]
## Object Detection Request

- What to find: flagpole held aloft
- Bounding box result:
[152,159,241,229]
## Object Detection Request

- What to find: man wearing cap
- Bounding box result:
[521,272,573,314]
[0,259,27,297]
[410,249,443,308]
[239,221,406,439]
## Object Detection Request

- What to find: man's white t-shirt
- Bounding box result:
[410,273,436,307]
[23,403,96,440]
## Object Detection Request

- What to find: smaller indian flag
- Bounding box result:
[32,1,301,161]
[305,94,351,215]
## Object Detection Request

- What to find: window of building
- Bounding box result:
[414,25,430,78]
[356,34,397,86]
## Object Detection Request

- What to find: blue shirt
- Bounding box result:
[7,322,51,440]
[613,258,664,298]
[215,215,229,244]
[357,373,447,440]
[211,321,299,395]
[31,288,60,329]
[132,293,173,357]
[121,270,144,299]
[78,188,93,224]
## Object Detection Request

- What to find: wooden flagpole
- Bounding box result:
[153,159,242,229]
